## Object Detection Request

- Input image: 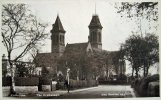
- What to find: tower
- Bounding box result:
[88,14,103,50]
[50,15,66,55]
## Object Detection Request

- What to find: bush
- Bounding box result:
[133,74,159,97]
[117,74,127,81]
[134,78,143,92]
[99,80,128,85]
[139,74,159,97]
[131,81,135,88]
[15,77,39,86]
[55,79,98,90]
[39,77,52,85]
[2,77,39,86]
[148,81,159,97]
[2,77,11,86]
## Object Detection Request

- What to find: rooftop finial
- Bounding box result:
[57,12,59,16]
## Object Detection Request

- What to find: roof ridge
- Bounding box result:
[67,42,88,45]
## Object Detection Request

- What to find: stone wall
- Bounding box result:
[41,85,51,92]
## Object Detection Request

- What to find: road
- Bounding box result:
[43,85,136,99]
[6,85,136,99]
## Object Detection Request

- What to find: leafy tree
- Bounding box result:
[15,63,29,77]
[2,4,48,95]
[121,33,159,77]
[41,66,50,77]
[115,2,159,77]
[115,2,158,36]
[115,2,158,21]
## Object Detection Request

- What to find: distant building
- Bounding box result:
[35,14,126,80]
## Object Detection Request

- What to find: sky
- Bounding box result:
[28,0,138,52]
[1,0,158,53]
[1,0,159,75]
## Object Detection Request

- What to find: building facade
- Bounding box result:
[35,14,126,81]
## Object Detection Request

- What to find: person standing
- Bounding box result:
[64,80,69,93]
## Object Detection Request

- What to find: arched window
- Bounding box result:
[59,35,61,42]
[56,35,58,43]
[99,33,101,42]
[62,35,64,43]
[93,32,96,41]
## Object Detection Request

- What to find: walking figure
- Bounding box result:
[64,80,70,93]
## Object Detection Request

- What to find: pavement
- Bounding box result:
[3,85,136,99]
[50,85,136,99]
[36,86,100,96]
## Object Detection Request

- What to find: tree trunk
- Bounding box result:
[144,60,149,77]
[143,59,146,77]
[132,67,134,77]
[9,61,16,96]
[145,64,149,76]
[135,67,139,78]
[143,65,146,77]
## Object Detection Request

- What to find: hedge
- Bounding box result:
[56,79,98,90]
[99,80,128,85]
[2,77,11,86]
[138,74,159,97]
[3,77,39,86]
[39,77,52,85]
[132,74,159,97]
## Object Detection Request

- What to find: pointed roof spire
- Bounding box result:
[89,3,102,29]
[88,15,103,29]
[51,15,66,33]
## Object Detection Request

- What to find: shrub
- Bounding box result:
[148,81,159,97]
[139,74,159,97]
[39,77,52,85]
[2,77,11,86]
[2,77,39,86]
[15,77,39,86]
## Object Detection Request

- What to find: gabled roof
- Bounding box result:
[63,42,89,58]
[88,15,103,29]
[34,53,58,67]
[64,42,89,56]
[51,15,66,33]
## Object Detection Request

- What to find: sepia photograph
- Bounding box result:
[0,0,160,99]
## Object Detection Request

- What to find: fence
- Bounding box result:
[56,79,98,90]
[99,80,128,85]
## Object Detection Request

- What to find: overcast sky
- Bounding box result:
[1,0,158,53]
[28,0,142,52]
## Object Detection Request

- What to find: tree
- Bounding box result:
[142,34,159,76]
[121,33,159,77]
[2,4,48,95]
[115,2,159,77]
[15,62,29,77]
[115,2,158,21]
[114,2,158,38]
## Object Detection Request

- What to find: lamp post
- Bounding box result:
[67,68,70,85]
[67,68,70,93]
[119,59,122,75]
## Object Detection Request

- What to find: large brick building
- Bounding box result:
[35,14,126,80]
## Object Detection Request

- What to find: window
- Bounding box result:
[99,33,101,42]
[62,35,64,43]
[93,32,95,41]
[60,35,62,42]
